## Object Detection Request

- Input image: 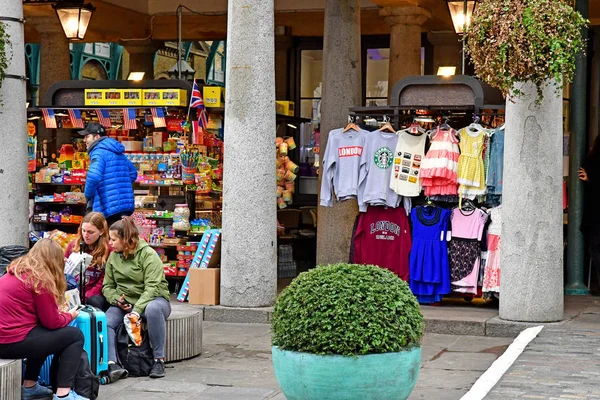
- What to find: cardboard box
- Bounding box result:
[142,89,162,106]
[188,268,220,305]
[84,89,104,106]
[276,101,295,116]
[142,89,187,106]
[102,89,123,106]
[123,89,142,106]
[203,86,224,107]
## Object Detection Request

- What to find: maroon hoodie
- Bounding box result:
[352,207,412,281]
[0,273,72,343]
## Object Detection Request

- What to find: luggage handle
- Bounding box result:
[99,334,104,365]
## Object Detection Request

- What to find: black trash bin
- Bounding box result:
[0,245,29,277]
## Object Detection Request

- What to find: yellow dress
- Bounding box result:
[457,128,486,198]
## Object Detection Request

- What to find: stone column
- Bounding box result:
[565,0,590,295]
[0,0,28,247]
[380,6,430,91]
[316,0,362,266]
[500,81,564,322]
[28,17,71,149]
[123,41,160,80]
[221,0,276,307]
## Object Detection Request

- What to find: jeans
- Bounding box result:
[106,297,171,362]
[0,326,84,388]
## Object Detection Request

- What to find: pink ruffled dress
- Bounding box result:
[420,127,460,196]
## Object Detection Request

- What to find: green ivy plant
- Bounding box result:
[271,263,424,357]
[0,21,11,93]
[465,0,587,101]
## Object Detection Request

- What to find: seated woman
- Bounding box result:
[103,217,171,382]
[65,212,111,311]
[0,239,87,400]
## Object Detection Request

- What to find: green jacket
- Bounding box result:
[102,239,169,314]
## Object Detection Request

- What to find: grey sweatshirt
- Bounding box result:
[358,131,401,212]
[320,128,368,207]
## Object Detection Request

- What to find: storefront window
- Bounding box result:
[366,48,389,106]
[300,50,323,125]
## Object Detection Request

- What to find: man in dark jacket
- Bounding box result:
[80,123,138,225]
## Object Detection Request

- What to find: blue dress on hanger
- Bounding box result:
[409,206,452,303]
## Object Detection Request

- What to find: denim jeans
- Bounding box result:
[106,297,171,362]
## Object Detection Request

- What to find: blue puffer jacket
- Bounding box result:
[84,137,138,218]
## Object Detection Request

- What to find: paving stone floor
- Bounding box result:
[98,322,513,400]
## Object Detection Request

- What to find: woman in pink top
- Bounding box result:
[0,239,87,400]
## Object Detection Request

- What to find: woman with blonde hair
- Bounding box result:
[0,239,87,400]
[103,217,170,382]
[65,212,111,311]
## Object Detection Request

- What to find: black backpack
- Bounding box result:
[116,324,153,377]
[51,350,100,400]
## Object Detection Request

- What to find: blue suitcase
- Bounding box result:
[76,305,109,376]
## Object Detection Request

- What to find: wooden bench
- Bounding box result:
[0,358,21,400]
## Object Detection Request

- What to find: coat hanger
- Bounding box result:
[439,116,451,130]
[461,198,476,211]
[343,115,359,133]
[378,115,396,133]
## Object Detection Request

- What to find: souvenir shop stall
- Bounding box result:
[321,75,507,304]
[30,79,224,292]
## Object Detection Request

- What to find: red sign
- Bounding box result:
[167,118,184,132]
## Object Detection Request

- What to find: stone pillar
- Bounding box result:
[316,0,361,265]
[221,0,276,307]
[426,31,461,75]
[123,41,160,80]
[0,0,28,247]
[28,17,71,150]
[500,81,564,322]
[380,6,430,90]
[565,0,590,295]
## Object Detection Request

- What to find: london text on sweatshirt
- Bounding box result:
[320,128,368,207]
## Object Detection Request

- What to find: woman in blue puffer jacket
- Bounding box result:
[80,123,138,225]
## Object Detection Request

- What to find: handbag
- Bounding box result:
[116,323,153,377]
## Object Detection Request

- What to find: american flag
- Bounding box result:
[189,79,209,129]
[95,109,112,128]
[151,108,166,128]
[122,108,137,131]
[42,108,57,129]
[68,109,85,129]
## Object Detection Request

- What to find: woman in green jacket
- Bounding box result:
[102,217,171,383]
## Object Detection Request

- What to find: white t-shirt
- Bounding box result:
[390,130,427,197]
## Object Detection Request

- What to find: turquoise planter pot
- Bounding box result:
[272,346,421,400]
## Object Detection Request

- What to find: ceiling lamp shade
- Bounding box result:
[445,0,477,34]
[53,2,96,41]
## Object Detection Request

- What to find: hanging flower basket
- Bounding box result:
[465,0,587,101]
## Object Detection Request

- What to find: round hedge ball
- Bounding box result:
[271,263,424,357]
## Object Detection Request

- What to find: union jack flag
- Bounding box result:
[122,108,137,131]
[189,79,209,129]
[151,108,166,128]
[95,109,112,128]
[42,108,57,129]
[68,109,84,129]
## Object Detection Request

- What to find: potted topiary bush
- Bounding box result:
[271,263,424,400]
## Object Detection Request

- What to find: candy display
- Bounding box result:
[276,136,297,209]
[173,204,191,232]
